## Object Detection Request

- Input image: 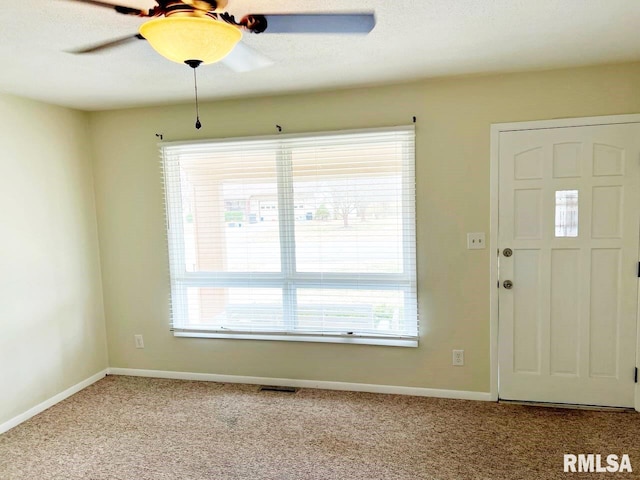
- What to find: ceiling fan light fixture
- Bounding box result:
[139,17,242,65]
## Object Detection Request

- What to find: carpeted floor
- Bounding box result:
[0,376,638,479]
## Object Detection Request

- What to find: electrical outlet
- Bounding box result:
[467,232,486,250]
[452,349,464,366]
[134,334,144,349]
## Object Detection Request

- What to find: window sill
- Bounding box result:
[173,330,418,347]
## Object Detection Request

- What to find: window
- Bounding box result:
[555,190,579,237]
[161,126,417,346]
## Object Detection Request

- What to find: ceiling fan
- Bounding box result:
[67,1,375,68]
[66,0,375,128]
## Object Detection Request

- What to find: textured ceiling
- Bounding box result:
[0,0,639,110]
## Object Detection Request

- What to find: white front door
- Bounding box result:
[498,123,640,407]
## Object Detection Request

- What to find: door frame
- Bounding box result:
[489,114,640,411]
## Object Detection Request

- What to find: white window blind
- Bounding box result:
[161,126,417,346]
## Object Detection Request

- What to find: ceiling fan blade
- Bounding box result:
[62,0,146,16]
[254,13,375,34]
[220,42,273,73]
[69,34,144,54]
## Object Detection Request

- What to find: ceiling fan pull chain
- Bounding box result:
[185,59,204,130]
[193,66,201,130]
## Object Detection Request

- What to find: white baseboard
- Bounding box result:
[0,369,108,435]
[107,368,493,402]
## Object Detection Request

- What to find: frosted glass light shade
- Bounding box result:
[139,17,242,65]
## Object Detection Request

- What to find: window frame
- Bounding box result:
[162,126,418,347]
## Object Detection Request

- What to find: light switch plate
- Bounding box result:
[467,232,486,249]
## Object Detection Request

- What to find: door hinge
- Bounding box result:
[635,367,638,384]
[637,262,640,278]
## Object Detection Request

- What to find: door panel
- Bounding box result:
[498,123,640,407]
[549,248,580,376]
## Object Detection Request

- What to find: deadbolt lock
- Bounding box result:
[503,280,513,289]
[503,248,513,257]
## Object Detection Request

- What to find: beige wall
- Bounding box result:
[89,62,640,393]
[0,94,108,426]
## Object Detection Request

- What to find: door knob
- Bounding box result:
[503,280,513,289]
[503,248,513,257]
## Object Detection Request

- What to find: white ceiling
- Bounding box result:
[1,0,638,111]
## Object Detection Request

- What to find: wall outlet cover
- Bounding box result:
[453,349,464,366]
